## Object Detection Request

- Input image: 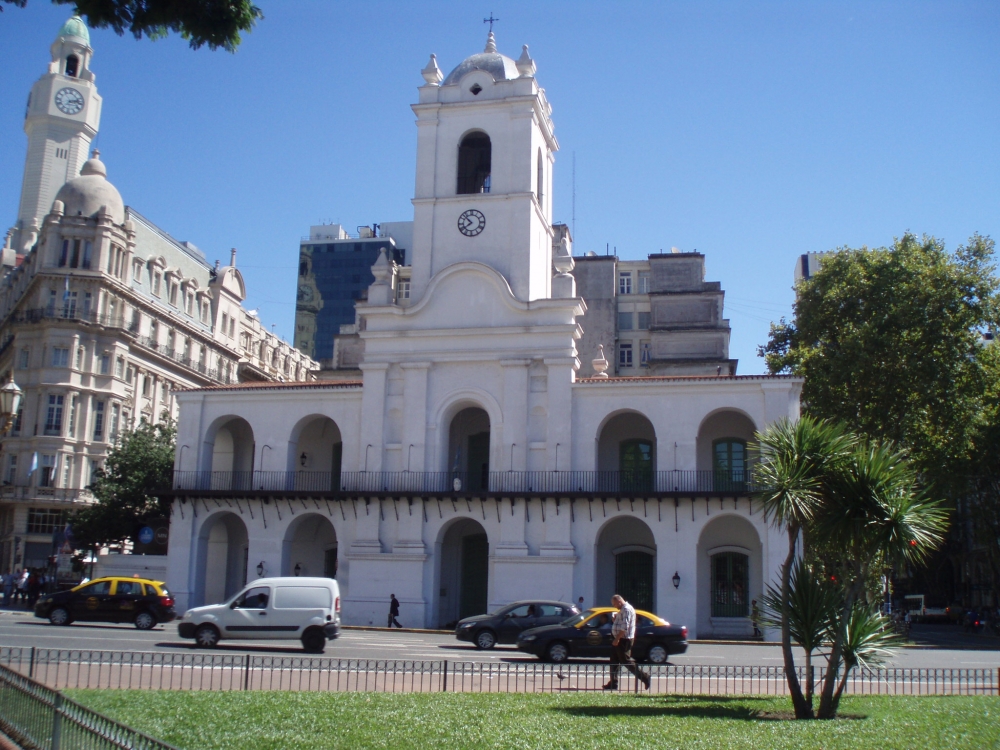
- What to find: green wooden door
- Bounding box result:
[615,551,655,612]
[467,432,490,491]
[619,439,653,492]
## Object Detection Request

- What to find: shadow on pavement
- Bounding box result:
[12,620,165,633]
[551,695,797,721]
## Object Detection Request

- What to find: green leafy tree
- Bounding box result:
[71,416,176,551]
[2,0,262,51]
[760,233,999,491]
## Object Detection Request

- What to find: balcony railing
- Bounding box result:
[170,470,760,495]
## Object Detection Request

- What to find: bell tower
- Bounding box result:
[408,32,559,303]
[13,16,103,253]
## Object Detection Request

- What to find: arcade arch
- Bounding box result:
[437,518,489,627]
[696,410,757,491]
[696,515,763,637]
[595,516,657,612]
[597,411,656,491]
[203,416,254,490]
[282,513,338,579]
[449,407,491,492]
[195,512,248,606]
[288,416,342,491]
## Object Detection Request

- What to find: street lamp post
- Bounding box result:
[0,374,22,434]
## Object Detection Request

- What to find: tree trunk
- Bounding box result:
[781,525,811,718]
[818,572,864,718]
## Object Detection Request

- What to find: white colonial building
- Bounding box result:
[166,32,801,638]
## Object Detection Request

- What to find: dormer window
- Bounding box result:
[65,55,79,77]
[457,132,491,194]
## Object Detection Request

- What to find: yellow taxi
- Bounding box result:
[35,576,176,630]
[516,606,688,663]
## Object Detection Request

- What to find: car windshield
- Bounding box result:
[561,608,599,626]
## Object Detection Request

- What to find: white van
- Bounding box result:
[177,577,341,652]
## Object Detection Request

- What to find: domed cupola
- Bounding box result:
[57,15,91,46]
[442,31,519,85]
[54,150,125,224]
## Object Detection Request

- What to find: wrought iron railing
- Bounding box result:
[170,469,760,494]
[1,648,995,696]
[0,660,178,750]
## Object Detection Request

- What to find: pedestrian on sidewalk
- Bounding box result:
[17,569,29,607]
[388,594,402,628]
[603,594,651,691]
[751,599,762,638]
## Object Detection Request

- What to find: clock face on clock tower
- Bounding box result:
[54,87,85,115]
[457,209,486,237]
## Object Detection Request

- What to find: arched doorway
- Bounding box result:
[282,513,337,579]
[205,416,255,490]
[196,512,248,606]
[596,516,656,612]
[449,407,490,492]
[597,412,656,492]
[288,416,342,491]
[696,515,763,638]
[437,518,489,627]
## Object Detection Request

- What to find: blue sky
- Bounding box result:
[1,1,996,373]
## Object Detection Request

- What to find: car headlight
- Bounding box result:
[459,622,475,629]
[183,610,193,619]
[45,598,53,604]
[521,634,536,642]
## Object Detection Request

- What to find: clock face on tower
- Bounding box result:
[457,209,486,237]
[54,87,85,115]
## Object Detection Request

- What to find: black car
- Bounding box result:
[455,600,580,649]
[34,576,177,630]
[516,607,688,663]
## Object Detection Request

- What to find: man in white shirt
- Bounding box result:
[604,594,651,690]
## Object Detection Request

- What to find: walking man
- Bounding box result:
[388,593,402,628]
[751,599,762,638]
[603,594,651,691]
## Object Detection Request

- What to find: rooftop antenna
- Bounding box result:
[572,151,576,241]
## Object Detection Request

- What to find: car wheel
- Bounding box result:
[48,607,70,626]
[475,629,497,650]
[134,611,156,630]
[647,644,668,665]
[301,629,326,654]
[194,624,220,648]
[546,642,569,663]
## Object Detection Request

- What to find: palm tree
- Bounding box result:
[754,416,855,718]
[813,440,948,718]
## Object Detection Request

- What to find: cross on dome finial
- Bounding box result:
[484,12,499,32]
[484,30,497,54]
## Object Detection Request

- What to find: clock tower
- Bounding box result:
[12,16,102,253]
[408,32,558,303]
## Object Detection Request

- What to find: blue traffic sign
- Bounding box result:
[138,526,154,545]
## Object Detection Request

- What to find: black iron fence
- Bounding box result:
[171,469,760,495]
[1,648,995,697]
[0,661,178,750]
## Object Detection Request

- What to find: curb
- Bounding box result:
[342,625,452,635]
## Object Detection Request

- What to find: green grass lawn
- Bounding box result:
[68,690,997,750]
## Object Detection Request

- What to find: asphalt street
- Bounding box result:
[1,611,997,669]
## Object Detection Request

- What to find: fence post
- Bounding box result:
[809,665,814,699]
[28,646,35,679]
[51,693,63,750]
[244,653,251,691]
[441,660,448,693]
[997,667,999,696]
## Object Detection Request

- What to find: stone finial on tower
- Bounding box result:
[552,236,576,298]
[592,345,610,379]
[367,247,396,305]
[484,31,497,54]
[421,53,443,86]
[230,248,237,267]
[516,45,536,77]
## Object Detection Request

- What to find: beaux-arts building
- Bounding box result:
[166,32,802,638]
